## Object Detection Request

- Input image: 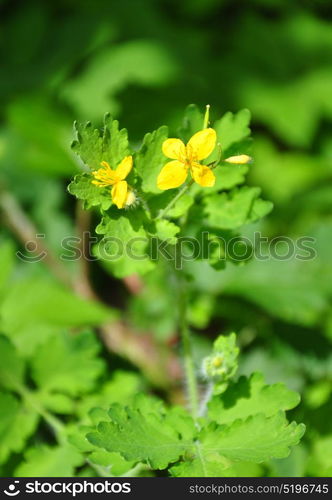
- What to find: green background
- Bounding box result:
[0,0,331,477]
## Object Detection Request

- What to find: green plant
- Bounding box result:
[64,105,304,476]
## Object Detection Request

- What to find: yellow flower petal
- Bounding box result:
[191,163,215,187]
[111,180,128,209]
[224,154,252,165]
[162,139,186,160]
[187,128,216,161]
[115,155,133,180]
[157,160,188,190]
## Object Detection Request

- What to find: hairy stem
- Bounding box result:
[177,272,199,418]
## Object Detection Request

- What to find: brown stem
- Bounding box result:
[122,274,144,294]
[100,321,182,388]
[73,202,99,301]
[0,190,72,288]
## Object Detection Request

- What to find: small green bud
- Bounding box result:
[202,333,239,393]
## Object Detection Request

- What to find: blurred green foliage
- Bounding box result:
[0,0,332,477]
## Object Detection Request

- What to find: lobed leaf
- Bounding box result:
[0,335,25,391]
[95,211,154,277]
[87,395,196,469]
[151,219,180,244]
[199,412,305,463]
[136,126,168,194]
[208,372,301,424]
[14,445,84,477]
[71,114,130,171]
[68,173,113,210]
[31,330,105,397]
[204,186,273,230]
[0,392,38,464]
[210,109,251,162]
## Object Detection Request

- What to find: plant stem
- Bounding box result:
[155,180,194,221]
[0,189,72,288]
[121,463,150,477]
[18,386,66,445]
[177,271,199,419]
[86,459,110,477]
[140,197,152,219]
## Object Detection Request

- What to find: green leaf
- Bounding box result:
[204,187,273,229]
[68,173,113,210]
[136,126,168,194]
[69,407,136,476]
[208,373,301,424]
[270,445,307,478]
[63,41,178,119]
[250,137,327,204]
[248,197,274,223]
[178,104,204,143]
[191,164,249,198]
[152,219,180,244]
[89,450,135,476]
[76,370,143,420]
[0,241,15,300]
[71,114,129,170]
[7,96,75,177]
[0,391,38,464]
[14,445,84,477]
[71,121,103,171]
[242,67,332,147]
[0,278,114,355]
[0,335,25,391]
[199,413,305,463]
[36,392,74,415]
[31,330,105,396]
[170,456,234,477]
[87,395,195,469]
[147,192,194,219]
[308,435,332,477]
[210,109,251,162]
[102,113,130,167]
[95,211,154,277]
[211,164,249,191]
[168,193,194,217]
[219,254,327,327]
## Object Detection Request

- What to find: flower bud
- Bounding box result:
[224,154,252,165]
[202,333,239,393]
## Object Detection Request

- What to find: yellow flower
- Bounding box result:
[91,156,134,209]
[157,128,217,190]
